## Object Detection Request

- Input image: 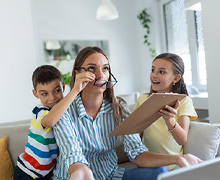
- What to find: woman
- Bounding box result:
[52,47,201,180]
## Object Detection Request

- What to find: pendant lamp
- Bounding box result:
[96,0,119,20]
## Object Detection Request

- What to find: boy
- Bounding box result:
[14,65,95,180]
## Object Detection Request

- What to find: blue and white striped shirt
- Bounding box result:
[52,95,148,180]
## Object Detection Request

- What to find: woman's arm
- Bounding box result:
[53,113,90,178]
[69,162,94,180]
[132,151,202,168]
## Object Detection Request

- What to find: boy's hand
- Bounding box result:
[73,72,95,93]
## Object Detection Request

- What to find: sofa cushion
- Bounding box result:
[0,136,13,180]
[183,121,220,160]
[0,122,30,167]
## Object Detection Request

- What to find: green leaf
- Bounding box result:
[61,72,72,86]
[141,20,147,24]
[147,43,151,46]
[144,24,149,28]
[140,14,143,19]
[144,40,148,43]
[147,30,150,34]
[144,35,148,38]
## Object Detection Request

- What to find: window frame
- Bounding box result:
[158,0,207,91]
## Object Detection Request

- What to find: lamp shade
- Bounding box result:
[46,40,61,50]
[96,0,119,20]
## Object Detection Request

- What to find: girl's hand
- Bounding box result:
[72,72,95,93]
[158,99,180,122]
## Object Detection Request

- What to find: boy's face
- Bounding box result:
[32,79,65,109]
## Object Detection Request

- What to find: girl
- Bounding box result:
[52,48,201,180]
[134,53,198,170]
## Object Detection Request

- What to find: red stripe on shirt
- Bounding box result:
[23,152,56,170]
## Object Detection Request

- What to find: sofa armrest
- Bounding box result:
[0,121,30,167]
[183,121,220,160]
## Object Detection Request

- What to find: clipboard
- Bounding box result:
[108,93,186,137]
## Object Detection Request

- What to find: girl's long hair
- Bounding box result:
[149,53,188,96]
[70,46,129,125]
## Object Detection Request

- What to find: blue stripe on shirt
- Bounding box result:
[25,143,58,158]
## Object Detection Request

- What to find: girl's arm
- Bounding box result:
[41,71,95,128]
[159,100,190,145]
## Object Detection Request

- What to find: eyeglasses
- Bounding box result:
[77,67,118,88]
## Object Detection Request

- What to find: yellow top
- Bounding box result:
[134,94,197,170]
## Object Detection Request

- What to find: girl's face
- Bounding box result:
[150,58,180,93]
[77,52,110,94]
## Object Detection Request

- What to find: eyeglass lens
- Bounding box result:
[78,67,117,88]
[94,79,116,88]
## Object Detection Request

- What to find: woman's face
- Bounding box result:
[78,52,110,94]
[150,58,177,93]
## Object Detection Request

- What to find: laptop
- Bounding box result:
[157,157,220,180]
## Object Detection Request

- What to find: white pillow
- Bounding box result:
[183,121,220,160]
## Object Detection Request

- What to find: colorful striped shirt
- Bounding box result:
[17,104,58,179]
[52,95,148,180]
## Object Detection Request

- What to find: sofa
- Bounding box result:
[1,108,220,179]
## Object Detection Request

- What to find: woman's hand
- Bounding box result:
[177,154,203,167]
[73,72,95,93]
[70,169,94,180]
[69,162,95,180]
[158,99,179,122]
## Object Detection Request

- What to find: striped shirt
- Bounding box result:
[52,95,148,180]
[17,104,58,179]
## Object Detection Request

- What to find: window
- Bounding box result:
[159,0,207,91]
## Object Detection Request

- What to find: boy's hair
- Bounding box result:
[32,65,62,90]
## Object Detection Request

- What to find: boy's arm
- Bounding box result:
[41,88,79,128]
[41,71,95,128]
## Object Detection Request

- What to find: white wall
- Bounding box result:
[0,0,153,123]
[0,0,39,123]
[135,0,161,94]
[32,0,146,96]
[1,0,219,124]
[201,0,220,123]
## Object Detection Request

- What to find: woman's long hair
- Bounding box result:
[149,53,188,95]
[70,46,129,125]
